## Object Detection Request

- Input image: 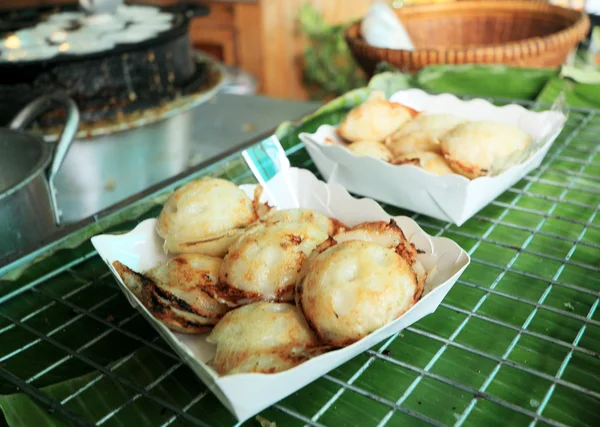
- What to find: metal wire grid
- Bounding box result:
[0,104,598,426]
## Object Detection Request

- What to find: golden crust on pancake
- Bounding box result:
[334,220,419,266]
[145,255,229,318]
[112,255,229,334]
[393,151,454,176]
[296,240,421,347]
[440,121,533,179]
[112,260,145,301]
[386,114,466,156]
[260,208,345,235]
[337,91,418,142]
[347,140,393,162]
[156,177,258,257]
[206,302,322,375]
[211,221,329,306]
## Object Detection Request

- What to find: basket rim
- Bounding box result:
[346,0,590,58]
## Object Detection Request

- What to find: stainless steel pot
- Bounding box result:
[0,94,79,260]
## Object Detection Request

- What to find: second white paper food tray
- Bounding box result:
[299,89,566,226]
[91,166,470,422]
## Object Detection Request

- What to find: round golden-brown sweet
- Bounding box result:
[206,302,322,376]
[112,254,229,334]
[213,221,329,306]
[156,177,258,257]
[386,113,466,156]
[334,220,418,266]
[394,151,455,176]
[347,140,393,162]
[260,208,345,235]
[337,91,418,142]
[440,121,533,179]
[296,240,421,347]
[146,255,228,317]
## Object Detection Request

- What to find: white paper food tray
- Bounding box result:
[91,167,470,422]
[299,89,566,226]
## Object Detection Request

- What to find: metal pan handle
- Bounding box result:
[9,94,80,224]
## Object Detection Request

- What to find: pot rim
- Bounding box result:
[0,128,52,200]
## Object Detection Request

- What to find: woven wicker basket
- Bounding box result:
[346,0,590,76]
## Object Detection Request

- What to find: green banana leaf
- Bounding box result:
[374,64,600,109]
[561,65,600,85]
[354,62,559,101]
[536,76,600,109]
[369,64,558,100]
[415,65,558,100]
[2,72,599,427]
[0,347,240,427]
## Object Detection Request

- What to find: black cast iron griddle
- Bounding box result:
[0,3,210,127]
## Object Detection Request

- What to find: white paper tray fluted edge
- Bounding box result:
[91,167,470,422]
[299,88,566,226]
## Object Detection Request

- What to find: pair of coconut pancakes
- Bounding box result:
[114,177,427,376]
